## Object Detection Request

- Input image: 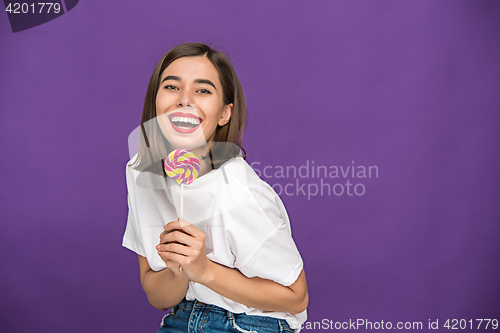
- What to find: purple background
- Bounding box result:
[1,1,499,332]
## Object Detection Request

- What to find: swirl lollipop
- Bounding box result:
[164,149,200,219]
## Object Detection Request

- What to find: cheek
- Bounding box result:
[156,91,176,113]
[198,100,223,120]
[155,93,163,114]
[195,99,211,110]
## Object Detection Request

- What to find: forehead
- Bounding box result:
[161,56,220,85]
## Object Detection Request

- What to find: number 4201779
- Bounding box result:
[444,319,498,330]
[5,3,62,14]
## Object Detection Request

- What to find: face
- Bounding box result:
[155,56,233,150]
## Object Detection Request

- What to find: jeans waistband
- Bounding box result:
[171,298,294,332]
[175,298,227,313]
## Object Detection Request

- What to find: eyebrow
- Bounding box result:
[161,75,217,90]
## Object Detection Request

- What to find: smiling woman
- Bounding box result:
[123,42,308,333]
[154,56,233,171]
[129,43,247,176]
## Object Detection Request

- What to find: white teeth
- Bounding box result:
[169,116,200,125]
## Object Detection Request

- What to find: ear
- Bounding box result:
[218,103,233,126]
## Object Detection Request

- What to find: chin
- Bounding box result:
[166,134,209,152]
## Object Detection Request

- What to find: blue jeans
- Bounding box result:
[157,298,294,333]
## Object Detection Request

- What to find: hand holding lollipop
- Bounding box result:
[161,149,201,273]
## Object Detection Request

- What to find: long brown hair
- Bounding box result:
[129,42,248,175]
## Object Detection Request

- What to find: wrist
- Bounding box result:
[170,267,189,281]
[198,260,216,286]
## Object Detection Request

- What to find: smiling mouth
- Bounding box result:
[168,114,203,133]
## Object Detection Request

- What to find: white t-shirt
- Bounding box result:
[122,154,307,331]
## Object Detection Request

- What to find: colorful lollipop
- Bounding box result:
[164,149,200,219]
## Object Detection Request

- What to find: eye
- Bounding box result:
[197,89,212,95]
[164,85,178,90]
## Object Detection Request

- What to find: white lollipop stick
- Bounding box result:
[180,183,184,221]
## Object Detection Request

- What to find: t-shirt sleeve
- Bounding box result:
[122,162,147,257]
[228,177,303,287]
[122,194,146,257]
[237,222,304,287]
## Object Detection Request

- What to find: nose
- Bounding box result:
[176,89,194,108]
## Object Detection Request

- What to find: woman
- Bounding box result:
[123,42,308,333]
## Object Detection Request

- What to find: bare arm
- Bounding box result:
[202,263,308,315]
[157,219,309,315]
[138,255,189,311]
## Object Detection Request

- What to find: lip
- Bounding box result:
[168,112,203,134]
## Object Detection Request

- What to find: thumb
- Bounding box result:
[178,216,191,228]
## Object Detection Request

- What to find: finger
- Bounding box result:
[157,243,197,257]
[159,227,190,244]
[158,251,187,266]
[161,227,190,238]
[165,220,204,240]
[160,235,186,246]
[160,229,197,247]
[160,227,189,240]
[158,251,179,264]
[178,217,191,228]
[157,242,188,255]
[165,219,194,231]
[165,220,188,232]
[156,250,180,267]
